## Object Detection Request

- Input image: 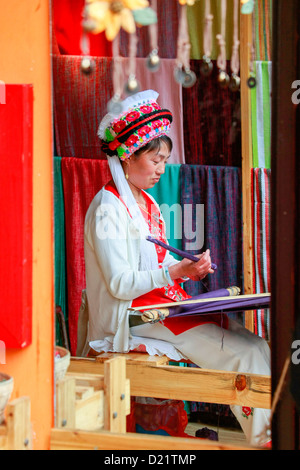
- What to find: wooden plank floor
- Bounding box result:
[185,420,246,445]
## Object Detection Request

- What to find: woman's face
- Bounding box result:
[126,141,171,190]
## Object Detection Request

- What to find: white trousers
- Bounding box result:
[131,318,271,447]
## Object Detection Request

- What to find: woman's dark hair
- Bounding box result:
[133,135,173,158]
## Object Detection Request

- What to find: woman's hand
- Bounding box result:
[168,249,214,281]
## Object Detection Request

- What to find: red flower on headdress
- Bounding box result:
[162,118,170,126]
[152,102,161,110]
[138,125,151,137]
[152,120,162,129]
[113,120,126,133]
[126,110,140,122]
[140,105,153,114]
[124,135,139,146]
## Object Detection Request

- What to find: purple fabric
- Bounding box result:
[180,165,243,298]
[167,292,270,317]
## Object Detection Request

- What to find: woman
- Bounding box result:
[84,90,271,446]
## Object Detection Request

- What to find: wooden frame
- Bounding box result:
[69,354,271,410]
[240,7,254,332]
[0,397,32,450]
[50,354,269,450]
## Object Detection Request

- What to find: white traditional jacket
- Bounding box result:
[84,186,180,354]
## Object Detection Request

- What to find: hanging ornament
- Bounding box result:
[146,49,160,72]
[146,0,160,72]
[229,0,240,91]
[124,74,140,94]
[246,5,256,89]
[200,0,213,77]
[175,3,197,88]
[229,73,241,91]
[247,74,256,88]
[124,32,141,95]
[81,57,95,75]
[217,69,230,88]
[108,35,124,113]
[107,94,123,115]
[200,55,213,77]
[216,0,228,89]
[80,30,95,75]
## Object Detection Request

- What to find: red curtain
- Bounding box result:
[61,157,111,354]
[52,0,112,56]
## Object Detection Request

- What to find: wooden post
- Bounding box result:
[6,397,32,450]
[104,357,127,433]
[240,5,254,331]
[55,377,76,429]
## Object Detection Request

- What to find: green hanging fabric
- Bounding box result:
[146,164,182,260]
[53,156,68,346]
[250,61,272,169]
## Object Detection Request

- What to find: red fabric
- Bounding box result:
[182,60,241,166]
[61,158,111,354]
[134,399,190,438]
[52,55,185,163]
[52,0,112,56]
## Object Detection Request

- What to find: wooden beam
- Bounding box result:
[5,397,32,450]
[69,357,271,409]
[240,4,254,331]
[50,428,260,451]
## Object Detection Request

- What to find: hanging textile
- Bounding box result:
[52,55,185,163]
[251,168,271,340]
[182,60,241,166]
[250,61,272,169]
[118,0,180,59]
[186,0,237,60]
[53,157,68,346]
[146,164,182,258]
[253,0,272,61]
[180,164,243,298]
[61,157,111,355]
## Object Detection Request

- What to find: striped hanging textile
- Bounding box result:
[182,60,241,166]
[61,157,111,355]
[250,61,272,169]
[180,164,243,300]
[146,164,182,258]
[251,168,271,340]
[53,157,68,346]
[253,0,272,61]
[52,55,185,163]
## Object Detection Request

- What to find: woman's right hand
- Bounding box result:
[168,249,214,282]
